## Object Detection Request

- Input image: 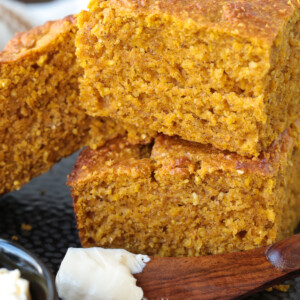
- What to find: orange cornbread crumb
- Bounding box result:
[68,120,300,256]
[77,0,300,157]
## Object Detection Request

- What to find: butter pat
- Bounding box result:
[0,268,31,300]
[56,248,150,300]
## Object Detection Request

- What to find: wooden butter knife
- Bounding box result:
[135,234,300,299]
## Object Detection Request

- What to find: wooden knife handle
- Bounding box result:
[136,234,300,300]
[266,234,300,271]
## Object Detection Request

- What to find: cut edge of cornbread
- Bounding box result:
[68,119,300,256]
[77,0,300,156]
[0,16,125,195]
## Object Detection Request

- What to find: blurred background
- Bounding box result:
[0,0,89,50]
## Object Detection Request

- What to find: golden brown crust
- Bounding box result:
[0,15,76,63]
[106,0,300,45]
[68,137,150,186]
[68,119,300,188]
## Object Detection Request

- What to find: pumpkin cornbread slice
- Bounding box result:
[68,120,300,256]
[77,0,300,157]
[0,16,125,195]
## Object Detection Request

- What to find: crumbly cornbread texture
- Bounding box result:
[77,0,300,156]
[0,16,124,195]
[68,121,300,256]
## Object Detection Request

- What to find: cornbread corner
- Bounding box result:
[77,0,300,156]
[0,16,124,195]
[68,120,300,256]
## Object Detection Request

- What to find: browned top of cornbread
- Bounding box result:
[69,119,300,187]
[102,0,300,45]
[68,138,151,185]
[0,15,75,63]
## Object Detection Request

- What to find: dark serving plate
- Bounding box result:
[0,151,300,300]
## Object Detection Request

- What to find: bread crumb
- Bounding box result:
[21,224,32,231]
[266,284,290,292]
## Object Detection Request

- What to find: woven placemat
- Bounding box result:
[0,151,299,299]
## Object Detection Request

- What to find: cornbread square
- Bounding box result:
[0,16,124,195]
[68,120,300,256]
[77,0,300,156]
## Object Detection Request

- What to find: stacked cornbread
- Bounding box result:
[69,0,300,256]
[1,0,300,257]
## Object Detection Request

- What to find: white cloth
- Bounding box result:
[0,0,89,50]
